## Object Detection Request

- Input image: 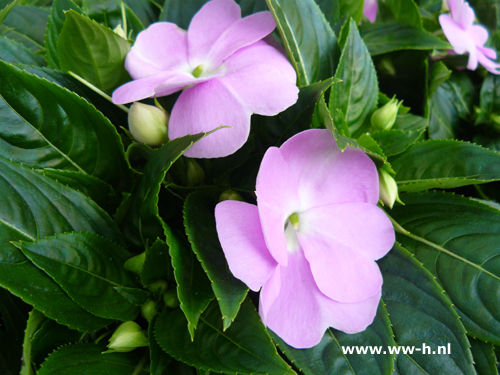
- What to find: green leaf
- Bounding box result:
[470,338,498,375]
[371,128,425,157]
[141,238,173,286]
[58,10,131,93]
[330,19,378,137]
[476,74,500,126]
[265,0,338,86]
[428,72,475,139]
[273,301,395,375]
[164,222,214,339]
[20,309,46,375]
[37,343,149,375]
[121,132,212,247]
[389,140,500,192]
[159,0,207,28]
[385,0,421,28]
[339,0,363,23]
[0,60,132,190]
[44,0,83,69]
[392,113,428,131]
[389,191,500,345]
[3,5,48,51]
[155,298,296,375]
[467,0,500,31]
[428,61,451,98]
[360,23,451,56]
[0,35,45,65]
[149,315,172,375]
[184,190,248,330]
[379,243,475,375]
[0,0,21,25]
[14,232,140,321]
[0,156,126,331]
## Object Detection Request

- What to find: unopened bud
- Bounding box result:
[186,159,205,186]
[128,102,169,147]
[141,300,157,322]
[113,24,127,39]
[218,190,244,202]
[163,289,180,308]
[124,252,146,275]
[107,321,148,353]
[147,279,168,294]
[378,168,402,209]
[371,97,402,131]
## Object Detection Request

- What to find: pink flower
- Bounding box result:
[439,0,500,74]
[364,0,378,23]
[215,129,395,348]
[112,0,298,158]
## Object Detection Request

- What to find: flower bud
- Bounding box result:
[163,289,180,308]
[218,189,244,202]
[371,97,402,131]
[378,168,402,209]
[107,321,148,353]
[141,300,158,322]
[124,252,146,275]
[147,279,168,294]
[186,159,205,186]
[113,24,127,39]
[128,102,169,147]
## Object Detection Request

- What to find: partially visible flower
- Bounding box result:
[363,0,378,23]
[439,0,500,74]
[215,129,395,348]
[378,167,402,209]
[128,103,169,147]
[371,97,402,131]
[113,0,299,158]
[107,321,149,353]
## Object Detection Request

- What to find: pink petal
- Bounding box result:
[256,147,300,266]
[261,249,381,348]
[279,129,379,208]
[299,202,395,261]
[470,25,489,47]
[363,0,378,23]
[454,0,475,30]
[297,229,383,303]
[125,23,189,79]
[477,48,500,74]
[439,14,475,56]
[215,201,278,291]
[204,12,276,69]
[187,0,241,67]
[218,41,298,116]
[168,79,251,158]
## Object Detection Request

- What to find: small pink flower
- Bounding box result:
[439,0,500,74]
[112,0,298,158]
[364,0,378,23]
[215,129,395,348]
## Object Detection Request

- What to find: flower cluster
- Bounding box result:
[215,129,395,348]
[113,0,298,158]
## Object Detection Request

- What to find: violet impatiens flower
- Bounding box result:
[215,129,395,348]
[363,0,378,23]
[112,0,299,158]
[439,0,500,74]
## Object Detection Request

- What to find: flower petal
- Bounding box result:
[439,14,475,56]
[297,226,384,303]
[261,249,381,348]
[219,41,298,116]
[215,201,278,291]
[470,25,489,47]
[453,0,475,30]
[477,47,500,75]
[299,202,395,261]
[279,129,379,208]
[363,0,378,23]
[125,23,189,79]
[187,0,241,66]
[256,147,300,266]
[168,78,251,158]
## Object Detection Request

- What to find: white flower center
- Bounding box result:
[284,213,300,253]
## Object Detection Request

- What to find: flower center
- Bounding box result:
[284,213,300,253]
[191,64,204,78]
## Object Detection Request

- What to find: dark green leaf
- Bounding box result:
[0,35,45,65]
[20,309,46,375]
[477,74,500,126]
[315,0,340,27]
[372,128,425,156]
[37,343,149,375]
[3,5,48,50]
[428,61,451,98]
[392,113,428,131]
[159,0,206,28]
[149,315,172,375]
[468,0,500,31]
[330,19,378,137]
[141,237,173,286]
[339,0,363,22]
[164,222,213,339]
[273,301,395,375]
[0,156,125,331]
[155,298,295,375]
[385,0,421,28]
[265,0,338,86]
[44,0,83,69]
[0,60,132,190]
[58,10,131,93]
[389,140,500,192]
[360,23,451,56]
[184,190,247,330]
[470,338,498,375]
[389,191,500,345]
[14,232,140,321]
[428,72,475,139]
[0,0,21,25]
[379,243,475,375]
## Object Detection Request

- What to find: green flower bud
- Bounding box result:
[371,97,402,131]
[186,159,205,186]
[128,102,169,147]
[218,189,244,202]
[378,168,402,209]
[107,321,148,353]
[147,279,168,294]
[124,252,146,275]
[141,300,158,322]
[163,289,180,308]
[113,24,127,39]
